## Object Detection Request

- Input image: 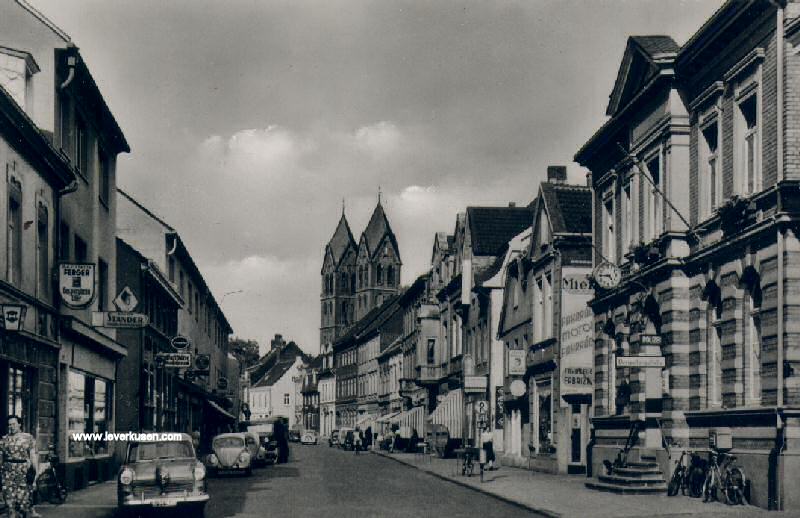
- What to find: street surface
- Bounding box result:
[38,445,536,518]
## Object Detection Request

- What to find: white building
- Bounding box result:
[246,338,308,428]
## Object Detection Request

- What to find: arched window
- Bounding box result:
[376,264,383,285]
[386,265,394,286]
[702,280,723,408]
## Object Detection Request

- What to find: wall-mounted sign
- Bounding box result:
[464,376,488,393]
[616,356,665,368]
[508,349,526,376]
[560,267,594,406]
[510,380,526,397]
[113,286,139,312]
[640,334,663,346]
[171,335,191,350]
[59,263,95,308]
[156,352,192,368]
[92,311,149,328]
[194,354,211,371]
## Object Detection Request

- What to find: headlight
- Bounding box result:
[119,467,135,485]
[207,453,219,465]
[238,451,251,464]
[194,463,206,481]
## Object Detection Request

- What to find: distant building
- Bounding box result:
[247,337,309,428]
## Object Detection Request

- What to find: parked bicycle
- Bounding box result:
[667,450,704,498]
[702,448,747,505]
[33,444,67,505]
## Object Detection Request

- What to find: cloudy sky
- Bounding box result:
[31,0,722,355]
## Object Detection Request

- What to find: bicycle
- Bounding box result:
[701,449,747,505]
[33,444,67,505]
[667,451,704,497]
[461,449,475,477]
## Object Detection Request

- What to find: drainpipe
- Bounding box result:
[59,43,78,91]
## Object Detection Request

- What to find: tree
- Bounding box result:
[229,337,260,370]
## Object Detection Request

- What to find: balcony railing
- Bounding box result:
[418,365,445,384]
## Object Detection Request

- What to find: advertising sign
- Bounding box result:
[156,353,192,368]
[171,335,191,350]
[59,263,95,308]
[92,312,149,328]
[559,268,594,406]
[616,356,666,368]
[507,349,526,376]
[464,376,488,393]
[495,387,504,429]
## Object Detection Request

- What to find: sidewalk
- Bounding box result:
[372,450,796,518]
[36,480,116,518]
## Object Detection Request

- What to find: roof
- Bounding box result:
[308,355,324,369]
[326,213,356,267]
[253,359,296,388]
[606,35,678,117]
[248,340,309,387]
[539,183,592,234]
[15,0,70,41]
[361,202,400,261]
[467,206,533,256]
[333,294,402,349]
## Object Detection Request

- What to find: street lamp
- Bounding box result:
[1,303,27,332]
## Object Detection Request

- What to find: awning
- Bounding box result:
[205,399,236,421]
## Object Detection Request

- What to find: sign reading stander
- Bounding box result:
[92,311,149,329]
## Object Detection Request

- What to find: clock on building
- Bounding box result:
[592,261,621,290]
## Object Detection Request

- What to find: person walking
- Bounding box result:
[354,428,363,455]
[1,415,39,518]
[481,429,496,470]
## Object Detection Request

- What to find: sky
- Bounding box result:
[30,0,723,355]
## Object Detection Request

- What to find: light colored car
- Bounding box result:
[117,433,208,516]
[300,430,318,445]
[207,433,257,476]
[246,431,268,467]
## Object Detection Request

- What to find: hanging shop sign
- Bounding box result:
[156,353,192,369]
[464,376,488,393]
[510,379,526,397]
[58,263,95,308]
[194,354,211,372]
[171,335,191,350]
[92,311,149,328]
[113,286,139,312]
[560,268,594,406]
[507,349,526,376]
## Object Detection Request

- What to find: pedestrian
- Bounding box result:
[408,428,419,453]
[354,427,362,454]
[481,429,496,470]
[191,429,202,457]
[364,426,372,450]
[615,377,631,416]
[1,415,39,518]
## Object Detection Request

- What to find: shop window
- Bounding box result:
[536,378,555,454]
[67,370,86,458]
[6,366,28,428]
[68,370,111,457]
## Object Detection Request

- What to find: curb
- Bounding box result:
[371,450,560,518]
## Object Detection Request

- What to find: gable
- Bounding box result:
[607,36,678,117]
[322,247,335,274]
[357,238,370,264]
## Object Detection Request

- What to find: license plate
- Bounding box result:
[152,499,177,507]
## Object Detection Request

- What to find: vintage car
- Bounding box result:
[245,431,268,467]
[328,429,339,447]
[117,433,208,516]
[206,433,257,476]
[288,426,302,443]
[300,430,318,445]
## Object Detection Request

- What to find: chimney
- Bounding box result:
[508,202,516,208]
[547,165,567,184]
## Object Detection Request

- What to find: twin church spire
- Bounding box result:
[320,197,401,347]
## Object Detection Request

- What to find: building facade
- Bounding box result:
[246,337,308,428]
[576,3,800,508]
[318,342,336,437]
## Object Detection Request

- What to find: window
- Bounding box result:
[623,179,633,251]
[74,234,87,262]
[7,188,21,286]
[99,149,110,207]
[386,265,394,287]
[603,195,615,263]
[543,273,553,339]
[98,258,108,310]
[737,94,760,196]
[75,115,88,176]
[534,277,544,342]
[284,393,290,406]
[37,206,49,298]
[168,257,175,282]
[644,154,663,242]
[745,281,762,406]
[58,221,70,260]
[7,365,29,430]
[707,303,722,408]
[179,270,185,298]
[700,121,721,218]
[376,264,383,285]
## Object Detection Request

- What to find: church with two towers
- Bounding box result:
[320,200,401,347]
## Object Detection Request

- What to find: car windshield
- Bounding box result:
[214,437,244,449]
[130,440,194,461]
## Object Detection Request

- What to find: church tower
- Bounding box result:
[320,211,357,348]
[354,200,402,320]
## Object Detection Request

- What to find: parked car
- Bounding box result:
[206,433,256,476]
[246,431,268,467]
[338,427,354,450]
[288,426,302,443]
[300,430,318,445]
[117,433,208,516]
[329,429,340,447]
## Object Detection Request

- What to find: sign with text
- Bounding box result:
[92,311,149,328]
[156,353,192,368]
[560,268,594,406]
[464,376,488,393]
[507,349,526,376]
[616,356,666,368]
[640,334,663,346]
[495,387,504,429]
[59,263,95,308]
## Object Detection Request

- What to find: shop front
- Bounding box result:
[526,344,557,473]
[59,317,125,491]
